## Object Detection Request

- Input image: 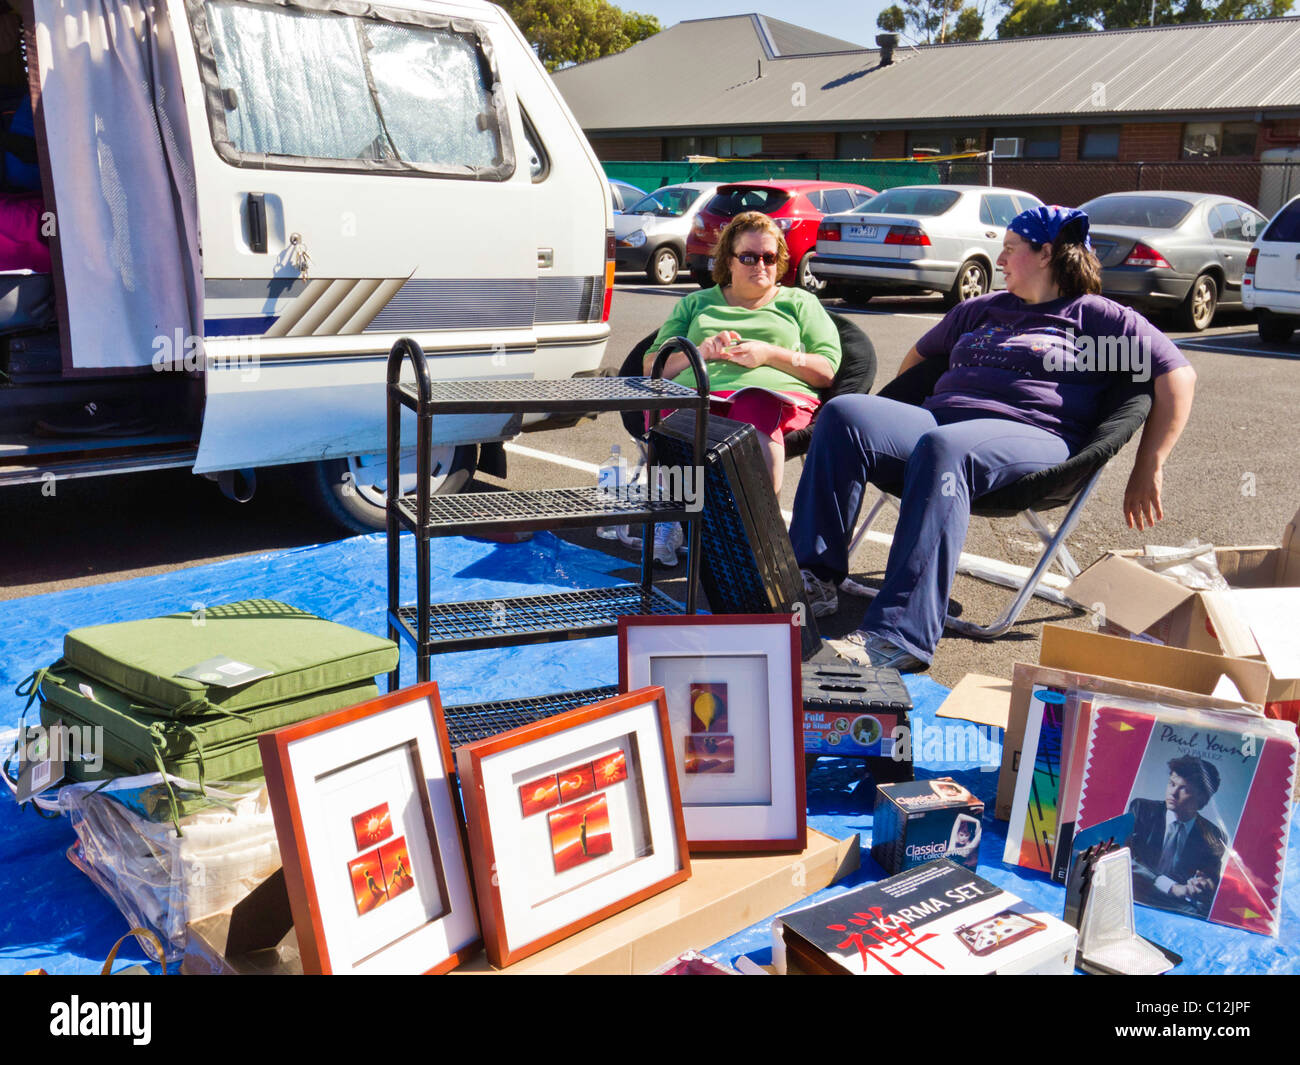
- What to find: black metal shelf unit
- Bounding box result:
[385,337,711,689]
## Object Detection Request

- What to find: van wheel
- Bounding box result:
[309,446,477,533]
[691,269,713,288]
[1257,310,1296,344]
[1177,273,1217,332]
[944,259,989,308]
[647,246,680,285]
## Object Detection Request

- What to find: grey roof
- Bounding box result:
[754,14,865,55]
[552,14,1300,133]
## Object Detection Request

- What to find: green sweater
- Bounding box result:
[650,286,842,399]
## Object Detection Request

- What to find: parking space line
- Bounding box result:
[1178,340,1299,358]
[506,441,1069,590]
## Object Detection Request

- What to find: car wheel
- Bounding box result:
[691,268,713,288]
[798,253,827,294]
[1257,310,1297,344]
[308,445,477,533]
[944,259,990,308]
[647,246,680,285]
[1177,273,1218,332]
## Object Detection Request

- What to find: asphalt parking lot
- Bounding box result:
[5,276,1299,691]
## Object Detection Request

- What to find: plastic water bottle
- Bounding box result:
[596,444,624,539]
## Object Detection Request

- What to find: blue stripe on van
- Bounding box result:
[203,317,277,337]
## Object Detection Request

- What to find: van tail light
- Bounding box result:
[818,222,841,241]
[884,225,930,246]
[602,228,615,322]
[1244,247,1258,285]
[1123,242,1172,268]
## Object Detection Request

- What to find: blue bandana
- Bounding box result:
[1007,205,1091,250]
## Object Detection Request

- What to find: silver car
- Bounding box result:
[613,182,720,285]
[1081,192,1269,332]
[811,185,1044,306]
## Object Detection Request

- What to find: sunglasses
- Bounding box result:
[733,251,779,266]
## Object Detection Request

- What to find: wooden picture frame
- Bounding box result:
[258,682,480,974]
[618,614,806,852]
[456,687,690,968]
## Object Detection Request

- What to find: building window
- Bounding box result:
[836,131,875,159]
[907,129,982,157]
[665,134,762,159]
[1182,121,1256,159]
[1079,125,1121,160]
[991,126,1060,159]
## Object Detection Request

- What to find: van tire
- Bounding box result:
[647,246,680,285]
[691,269,713,288]
[1258,310,1297,344]
[308,446,478,533]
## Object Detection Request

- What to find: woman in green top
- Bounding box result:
[647,211,842,493]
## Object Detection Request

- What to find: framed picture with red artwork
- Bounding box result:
[456,687,690,968]
[619,614,806,852]
[258,682,479,974]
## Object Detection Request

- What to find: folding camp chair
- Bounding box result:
[845,352,1153,639]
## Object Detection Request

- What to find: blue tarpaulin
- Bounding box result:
[0,532,1294,975]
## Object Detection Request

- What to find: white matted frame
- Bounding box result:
[456,687,690,968]
[258,682,479,974]
[619,614,806,852]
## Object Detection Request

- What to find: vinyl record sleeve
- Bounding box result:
[1075,700,1297,936]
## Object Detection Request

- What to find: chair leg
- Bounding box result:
[945,474,1100,639]
[846,490,896,557]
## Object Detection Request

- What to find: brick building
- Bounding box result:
[552,13,1300,201]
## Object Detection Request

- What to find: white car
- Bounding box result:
[811,185,1044,306]
[1243,195,1300,343]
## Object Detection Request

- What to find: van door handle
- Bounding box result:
[247,193,267,254]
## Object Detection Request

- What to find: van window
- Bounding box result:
[519,105,549,182]
[1263,198,1300,243]
[197,0,512,178]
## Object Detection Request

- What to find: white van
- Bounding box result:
[1243,194,1300,344]
[1,0,613,529]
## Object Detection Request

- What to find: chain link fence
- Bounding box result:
[604,158,1300,216]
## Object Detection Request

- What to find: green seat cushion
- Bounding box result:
[63,600,398,718]
[37,661,380,782]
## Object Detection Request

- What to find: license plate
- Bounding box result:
[846,224,879,240]
[707,257,715,270]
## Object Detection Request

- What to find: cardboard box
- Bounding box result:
[183,829,860,975]
[871,778,984,874]
[773,859,1077,975]
[993,625,1268,820]
[1065,507,1300,726]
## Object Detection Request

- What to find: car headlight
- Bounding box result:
[619,229,647,248]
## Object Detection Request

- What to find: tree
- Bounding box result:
[997,0,1292,37]
[498,0,661,71]
[876,0,985,42]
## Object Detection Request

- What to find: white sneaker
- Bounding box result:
[800,569,839,618]
[827,631,928,673]
[653,522,683,567]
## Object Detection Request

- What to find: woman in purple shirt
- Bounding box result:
[791,206,1196,671]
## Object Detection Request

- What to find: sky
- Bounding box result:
[629,1,894,48]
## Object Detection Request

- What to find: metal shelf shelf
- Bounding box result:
[393,375,705,414]
[395,487,690,536]
[391,584,685,654]
[441,685,620,749]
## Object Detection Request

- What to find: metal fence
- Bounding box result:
[604,159,1300,216]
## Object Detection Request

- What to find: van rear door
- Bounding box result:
[172,0,539,473]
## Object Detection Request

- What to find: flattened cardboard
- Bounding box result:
[182,829,860,976]
[457,829,859,974]
[936,673,1013,729]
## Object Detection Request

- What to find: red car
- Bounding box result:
[686,180,878,291]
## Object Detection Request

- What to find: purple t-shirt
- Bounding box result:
[915,292,1190,450]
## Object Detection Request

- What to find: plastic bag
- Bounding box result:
[56,773,280,963]
[1135,540,1231,592]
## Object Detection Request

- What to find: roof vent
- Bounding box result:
[876,33,898,65]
